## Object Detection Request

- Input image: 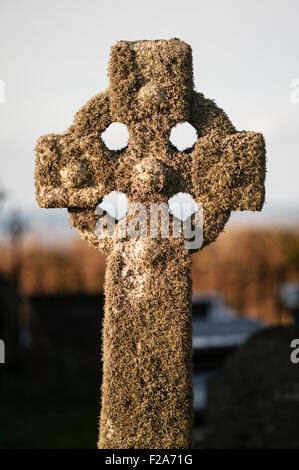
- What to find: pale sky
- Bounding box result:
[0,0,298,223]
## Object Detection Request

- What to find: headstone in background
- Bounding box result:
[206,325,299,448]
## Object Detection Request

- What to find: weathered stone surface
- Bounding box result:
[35,39,266,252]
[35,39,266,449]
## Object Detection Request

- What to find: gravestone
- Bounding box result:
[35,39,266,448]
[207,325,299,449]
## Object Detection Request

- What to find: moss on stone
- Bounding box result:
[35,39,266,449]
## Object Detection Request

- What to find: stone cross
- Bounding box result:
[35,39,266,449]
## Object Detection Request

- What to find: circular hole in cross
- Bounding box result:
[96,191,128,221]
[101,123,129,151]
[168,192,198,221]
[169,122,198,152]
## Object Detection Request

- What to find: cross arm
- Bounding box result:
[35,133,114,208]
[35,92,116,209]
[221,131,266,211]
[188,130,265,210]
